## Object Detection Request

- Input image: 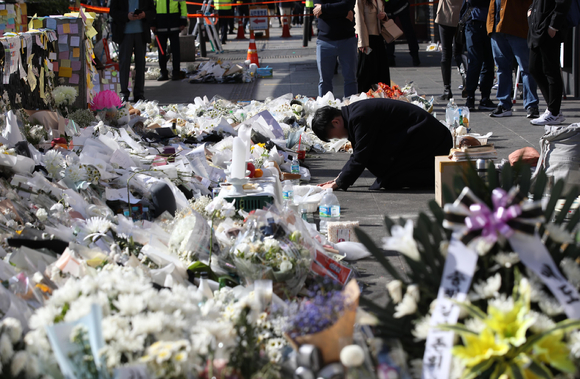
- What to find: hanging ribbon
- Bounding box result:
[422,186,580,379]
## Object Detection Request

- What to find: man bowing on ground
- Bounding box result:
[312,98,453,190]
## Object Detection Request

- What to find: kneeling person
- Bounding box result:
[312,98,453,190]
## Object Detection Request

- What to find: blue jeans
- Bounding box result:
[465,21,494,99]
[316,37,358,97]
[490,32,539,110]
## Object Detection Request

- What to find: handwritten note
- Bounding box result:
[58,34,67,44]
[69,74,79,84]
[72,47,79,58]
[63,23,70,33]
[70,23,78,34]
[71,60,81,71]
[70,36,80,47]
[59,51,68,60]
[59,67,72,78]
[61,59,71,68]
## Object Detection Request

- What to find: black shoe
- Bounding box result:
[412,54,421,66]
[527,107,540,119]
[489,105,513,117]
[479,98,496,111]
[437,88,453,101]
[157,75,169,81]
[121,96,129,103]
[465,97,475,111]
[221,40,227,45]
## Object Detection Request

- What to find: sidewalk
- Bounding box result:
[144,26,580,304]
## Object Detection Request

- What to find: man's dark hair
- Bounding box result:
[311,106,342,142]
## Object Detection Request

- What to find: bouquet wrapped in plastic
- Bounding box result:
[224,207,316,297]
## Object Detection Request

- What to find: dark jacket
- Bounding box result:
[335,99,453,190]
[527,0,571,47]
[110,0,156,45]
[314,0,356,41]
[460,0,490,23]
[383,0,409,16]
[487,0,532,39]
[153,0,188,31]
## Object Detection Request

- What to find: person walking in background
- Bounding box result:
[293,0,305,25]
[487,0,540,118]
[152,0,187,81]
[110,0,156,103]
[527,0,571,125]
[384,0,420,66]
[237,0,250,31]
[314,0,358,97]
[355,0,390,92]
[280,0,294,28]
[215,0,233,44]
[461,0,496,111]
[435,0,465,100]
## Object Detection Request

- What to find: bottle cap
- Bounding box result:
[476,159,486,170]
[326,188,333,194]
[200,272,209,279]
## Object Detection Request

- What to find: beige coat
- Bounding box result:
[435,0,463,26]
[355,0,384,48]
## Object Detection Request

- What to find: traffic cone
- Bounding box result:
[236,9,246,39]
[247,31,260,67]
[281,13,291,38]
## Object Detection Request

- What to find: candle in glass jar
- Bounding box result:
[231,137,246,179]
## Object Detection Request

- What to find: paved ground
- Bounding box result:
[144,25,580,305]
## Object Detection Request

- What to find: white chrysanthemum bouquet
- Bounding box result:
[52,86,78,116]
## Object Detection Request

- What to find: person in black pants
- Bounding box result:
[460,0,496,111]
[110,0,155,103]
[152,0,188,81]
[384,0,420,66]
[527,0,571,125]
[312,99,452,191]
[435,0,465,100]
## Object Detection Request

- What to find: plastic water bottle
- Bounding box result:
[445,99,458,126]
[283,181,294,205]
[291,156,300,174]
[319,188,340,234]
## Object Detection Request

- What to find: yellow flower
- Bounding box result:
[452,328,509,367]
[531,331,576,373]
[485,281,534,347]
[174,352,188,363]
[156,348,172,363]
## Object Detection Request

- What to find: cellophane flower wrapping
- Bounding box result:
[224,207,317,297]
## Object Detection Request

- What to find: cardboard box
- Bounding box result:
[435,156,473,206]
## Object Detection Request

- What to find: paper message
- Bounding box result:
[59,67,72,78]
[71,60,81,71]
[70,36,80,47]
[69,74,79,84]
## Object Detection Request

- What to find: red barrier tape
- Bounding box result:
[188,13,313,18]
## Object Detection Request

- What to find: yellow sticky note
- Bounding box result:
[63,23,70,33]
[40,68,45,98]
[73,48,79,58]
[33,19,43,29]
[86,26,97,38]
[59,67,72,78]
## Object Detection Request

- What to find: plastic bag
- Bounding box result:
[222,206,315,297]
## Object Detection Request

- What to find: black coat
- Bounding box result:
[335,99,453,190]
[527,0,571,47]
[110,0,156,45]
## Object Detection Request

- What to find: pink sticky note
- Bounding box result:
[52,62,59,71]
[59,51,68,60]
[71,60,81,71]
[57,24,64,34]
[69,74,79,84]
[70,23,78,34]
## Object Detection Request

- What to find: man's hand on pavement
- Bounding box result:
[314,4,322,18]
[318,180,338,190]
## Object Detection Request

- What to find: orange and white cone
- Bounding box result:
[247,31,260,67]
[236,7,246,40]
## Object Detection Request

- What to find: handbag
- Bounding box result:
[380,17,403,43]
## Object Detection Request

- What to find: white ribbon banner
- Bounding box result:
[509,232,580,319]
[422,239,478,379]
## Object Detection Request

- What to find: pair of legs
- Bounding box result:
[157,31,181,79]
[438,23,465,99]
[490,32,539,112]
[465,20,494,107]
[529,41,564,115]
[217,9,233,43]
[357,35,390,93]
[316,36,358,97]
[119,33,146,100]
[385,4,420,65]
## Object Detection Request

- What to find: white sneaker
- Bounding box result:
[556,112,566,123]
[530,110,565,125]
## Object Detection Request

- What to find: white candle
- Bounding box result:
[239,125,251,160]
[231,137,246,179]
